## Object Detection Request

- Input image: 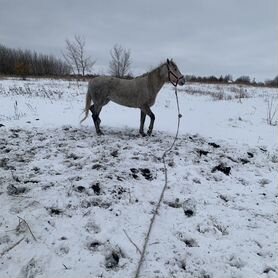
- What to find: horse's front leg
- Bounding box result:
[139,110,146,136]
[142,106,155,136]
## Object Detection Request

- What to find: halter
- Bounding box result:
[167,62,183,87]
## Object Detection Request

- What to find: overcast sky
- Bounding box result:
[0,0,277,81]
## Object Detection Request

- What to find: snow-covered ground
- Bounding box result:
[0,78,277,278]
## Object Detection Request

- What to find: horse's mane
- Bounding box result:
[135,62,166,79]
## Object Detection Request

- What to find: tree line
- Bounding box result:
[185,74,278,87]
[0,36,277,87]
[0,44,70,77]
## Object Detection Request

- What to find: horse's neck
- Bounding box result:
[147,65,167,94]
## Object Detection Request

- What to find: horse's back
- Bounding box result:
[88,76,145,108]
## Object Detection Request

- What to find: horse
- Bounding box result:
[80,58,185,136]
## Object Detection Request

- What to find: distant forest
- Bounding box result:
[0,44,277,87]
[185,74,278,87]
[0,44,70,77]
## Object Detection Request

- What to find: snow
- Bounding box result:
[0,78,277,278]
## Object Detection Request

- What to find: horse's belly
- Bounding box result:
[108,93,138,108]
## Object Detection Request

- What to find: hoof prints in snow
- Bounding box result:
[7,184,28,195]
[130,167,154,180]
[182,198,197,217]
[211,163,231,176]
[0,126,277,278]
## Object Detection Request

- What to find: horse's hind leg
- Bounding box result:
[90,104,103,135]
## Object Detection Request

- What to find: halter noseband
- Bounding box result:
[167,62,183,87]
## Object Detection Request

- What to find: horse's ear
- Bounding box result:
[167,58,170,64]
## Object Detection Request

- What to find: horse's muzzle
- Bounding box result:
[178,76,185,86]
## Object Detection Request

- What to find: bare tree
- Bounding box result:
[109,44,131,77]
[63,35,95,76]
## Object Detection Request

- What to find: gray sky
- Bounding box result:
[0,0,277,81]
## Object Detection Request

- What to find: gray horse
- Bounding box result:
[80,59,185,136]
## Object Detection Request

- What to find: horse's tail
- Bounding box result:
[80,89,92,124]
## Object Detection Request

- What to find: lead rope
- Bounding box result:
[134,86,182,278]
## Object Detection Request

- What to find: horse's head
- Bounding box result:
[164,59,185,86]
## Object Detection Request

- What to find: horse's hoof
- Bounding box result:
[97,131,104,136]
[140,132,146,137]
